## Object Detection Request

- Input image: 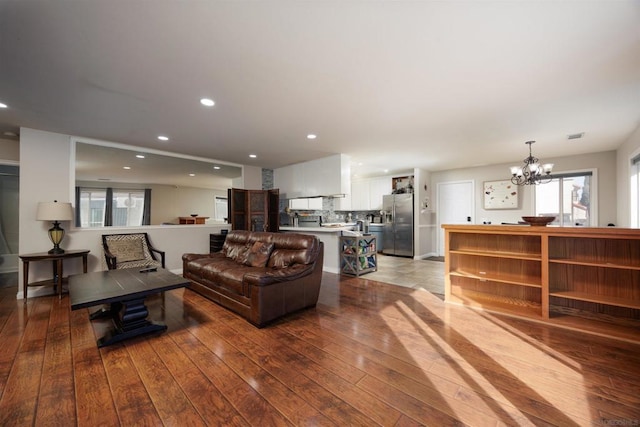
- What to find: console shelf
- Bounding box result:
[443,225,640,342]
[450,249,541,261]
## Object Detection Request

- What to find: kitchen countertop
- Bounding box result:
[280,226,355,233]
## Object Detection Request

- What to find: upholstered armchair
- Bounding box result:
[102,233,165,270]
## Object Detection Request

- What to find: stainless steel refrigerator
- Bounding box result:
[382,194,414,256]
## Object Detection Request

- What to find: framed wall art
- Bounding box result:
[483,180,518,209]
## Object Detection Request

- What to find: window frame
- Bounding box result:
[533,168,598,227]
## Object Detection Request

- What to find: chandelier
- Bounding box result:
[509,140,554,186]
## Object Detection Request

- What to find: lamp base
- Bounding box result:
[48,221,66,255]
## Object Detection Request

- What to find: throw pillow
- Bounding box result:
[107,239,146,262]
[243,241,275,268]
[224,243,247,261]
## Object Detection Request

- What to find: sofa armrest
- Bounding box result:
[243,264,314,287]
[183,252,219,262]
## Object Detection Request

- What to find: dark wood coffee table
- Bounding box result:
[69,268,189,347]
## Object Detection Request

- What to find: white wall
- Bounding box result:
[413,167,436,258]
[616,125,640,227]
[19,129,73,296]
[147,184,227,224]
[0,138,19,161]
[431,150,617,227]
[242,165,263,190]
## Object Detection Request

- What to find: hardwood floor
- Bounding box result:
[0,270,639,426]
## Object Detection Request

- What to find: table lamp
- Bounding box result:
[36,200,73,254]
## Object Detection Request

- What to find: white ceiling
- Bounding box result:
[1,1,639,178]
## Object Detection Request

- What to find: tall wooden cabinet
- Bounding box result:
[443,225,640,342]
[228,188,279,232]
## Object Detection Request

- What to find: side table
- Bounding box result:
[19,249,90,299]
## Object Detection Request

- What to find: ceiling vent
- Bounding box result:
[567,132,585,140]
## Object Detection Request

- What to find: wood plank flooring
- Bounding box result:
[0,270,639,426]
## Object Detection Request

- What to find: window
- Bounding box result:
[534,171,593,226]
[112,190,145,226]
[78,189,106,227]
[78,187,148,227]
[214,196,228,221]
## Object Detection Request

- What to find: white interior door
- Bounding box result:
[437,180,474,256]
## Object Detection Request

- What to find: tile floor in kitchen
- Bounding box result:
[363,253,445,297]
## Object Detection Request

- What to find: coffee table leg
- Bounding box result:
[96,297,167,348]
[89,302,122,320]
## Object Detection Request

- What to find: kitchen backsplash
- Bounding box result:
[279,196,381,224]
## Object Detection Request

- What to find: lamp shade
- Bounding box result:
[36,201,73,221]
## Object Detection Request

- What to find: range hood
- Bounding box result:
[290,194,346,199]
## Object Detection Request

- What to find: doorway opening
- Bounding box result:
[0,164,19,288]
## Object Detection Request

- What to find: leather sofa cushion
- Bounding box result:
[220,230,320,268]
[198,257,263,296]
[243,241,275,268]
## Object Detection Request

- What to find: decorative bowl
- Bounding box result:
[190,214,198,217]
[522,216,555,226]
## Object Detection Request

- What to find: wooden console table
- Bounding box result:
[19,249,90,299]
[179,216,209,224]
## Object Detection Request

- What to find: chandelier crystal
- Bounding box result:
[509,140,554,186]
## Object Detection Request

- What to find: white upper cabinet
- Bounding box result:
[275,154,350,199]
[349,175,392,210]
[350,179,370,210]
[369,176,392,210]
[289,197,323,210]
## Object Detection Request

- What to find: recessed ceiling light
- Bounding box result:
[157,135,169,141]
[200,98,215,107]
[307,134,317,140]
[189,173,195,177]
[0,102,7,108]
[383,169,389,173]
[249,154,257,158]
[136,154,145,159]
[213,166,221,170]
[3,131,17,137]
[123,166,131,170]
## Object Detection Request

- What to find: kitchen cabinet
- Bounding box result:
[368,225,384,252]
[369,176,392,210]
[275,154,350,199]
[443,224,640,342]
[350,179,370,210]
[350,176,392,210]
[289,197,323,210]
[228,188,279,232]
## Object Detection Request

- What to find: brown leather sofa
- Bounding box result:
[182,230,324,327]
